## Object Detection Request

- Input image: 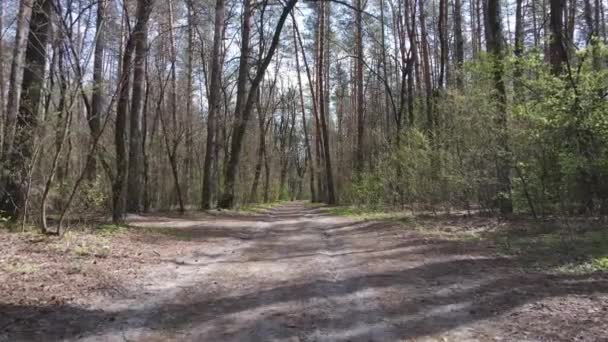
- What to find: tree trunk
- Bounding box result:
[395,1,407,135]
[530,0,538,48]
[549,0,567,74]
[41,61,72,232]
[514,0,525,99]
[263,137,271,203]
[219,0,298,208]
[584,0,595,38]
[249,96,266,203]
[419,0,433,134]
[293,20,316,202]
[0,0,51,219]
[406,0,418,127]
[0,1,5,154]
[584,0,602,69]
[470,0,478,57]
[599,0,607,42]
[218,0,253,208]
[185,3,195,203]
[354,0,365,174]
[380,0,390,135]
[279,101,296,200]
[166,0,184,212]
[201,0,225,209]
[113,32,133,222]
[86,0,106,181]
[317,0,336,204]
[566,0,576,46]
[159,108,185,213]
[2,0,33,157]
[487,0,513,214]
[514,0,524,57]
[142,60,151,212]
[438,0,448,88]
[477,0,484,52]
[292,12,324,202]
[126,0,153,213]
[113,0,154,222]
[453,0,464,87]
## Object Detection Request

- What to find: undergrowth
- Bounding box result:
[495,228,608,274]
[329,204,608,274]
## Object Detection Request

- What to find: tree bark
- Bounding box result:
[219,0,298,208]
[0,1,5,154]
[41,55,72,232]
[249,95,267,203]
[584,0,602,69]
[470,0,478,57]
[549,0,567,74]
[126,0,153,213]
[292,12,324,202]
[487,0,513,214]
[354,0,365,174]
[87,0,106,181]
[113,0,154,222]
[165,0,185,212]
[584,0,595,37]
[217,0,253,208]
[0,0,51,219]
[419,0,433,134]
[453,0,464,87]
[514,0,524,57]
[438,0,448,88]
[201,0,225,209]
[477,0,484,52]
[317,0,336,204]
[514,0,525,99]
[405,0,418,127]
[2,0,33,157]
[293,20,316,202]
[185,3,195,203]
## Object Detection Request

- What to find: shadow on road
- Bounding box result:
[2,203,607,341]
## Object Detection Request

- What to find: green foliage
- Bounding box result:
[351,172,385,208]
[348,128,435,209]
[80,175,111,214]
[349,57,503,212]
[344,46,608,217]
[0,213,10,225]
[510,45,608,215]
[591,256,608,271]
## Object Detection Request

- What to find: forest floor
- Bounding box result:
[1,202,608,341]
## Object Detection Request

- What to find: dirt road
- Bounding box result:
[2,202,607,341]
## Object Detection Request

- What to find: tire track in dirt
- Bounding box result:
[5,202,606,341]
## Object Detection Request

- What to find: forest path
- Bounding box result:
[3,202,607,341]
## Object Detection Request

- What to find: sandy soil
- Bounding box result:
[1,202,607,341]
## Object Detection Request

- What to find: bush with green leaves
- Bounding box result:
[511,45,608,215]
[346,47,608,216]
